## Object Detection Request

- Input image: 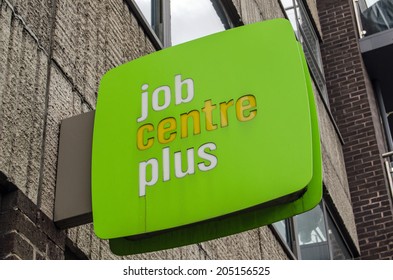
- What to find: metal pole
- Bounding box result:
[353,0,366,38]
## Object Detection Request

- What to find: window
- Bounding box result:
[296,203,330,259]
[280,0,329,105]
[274,220,291,246]
[272,219,298,257]
[133,0,233,47]
[171,0,231,45]
[273,200,354,259]
[326,208,353,260]
[135,0,152,25]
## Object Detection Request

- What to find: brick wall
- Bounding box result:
[317,0,393,259]
[0,172,67,259]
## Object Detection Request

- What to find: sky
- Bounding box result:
[135,0,226,46]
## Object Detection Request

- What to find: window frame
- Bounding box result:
[272,198,356,260]
[280,0,346,145]
[271,217,301,259]
[129,0,241,48]
[126,0,164,49]
[280,0,329,107]
[324,201,357,260]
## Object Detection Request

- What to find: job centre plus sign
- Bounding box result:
[92,20,321,255]
[136,74,257,197]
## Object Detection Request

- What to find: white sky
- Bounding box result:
[171,0,226,45]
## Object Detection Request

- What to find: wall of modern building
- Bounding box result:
[1,0,390,260]
[317,0,393,259]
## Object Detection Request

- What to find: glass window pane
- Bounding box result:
[171,0,229,45]
[326,212,352,260]
[297,1,322,67]
[281,0,298,35]
[280,0,328,105]
[273,220,289,245]
[295,204,330,260]
[135,0,152,25]
[281,0,294,8]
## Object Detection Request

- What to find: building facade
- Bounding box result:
[0,0,392,260]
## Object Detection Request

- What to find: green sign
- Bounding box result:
[92,19,322,255]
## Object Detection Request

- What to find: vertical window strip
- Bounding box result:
[281,0,329,106]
